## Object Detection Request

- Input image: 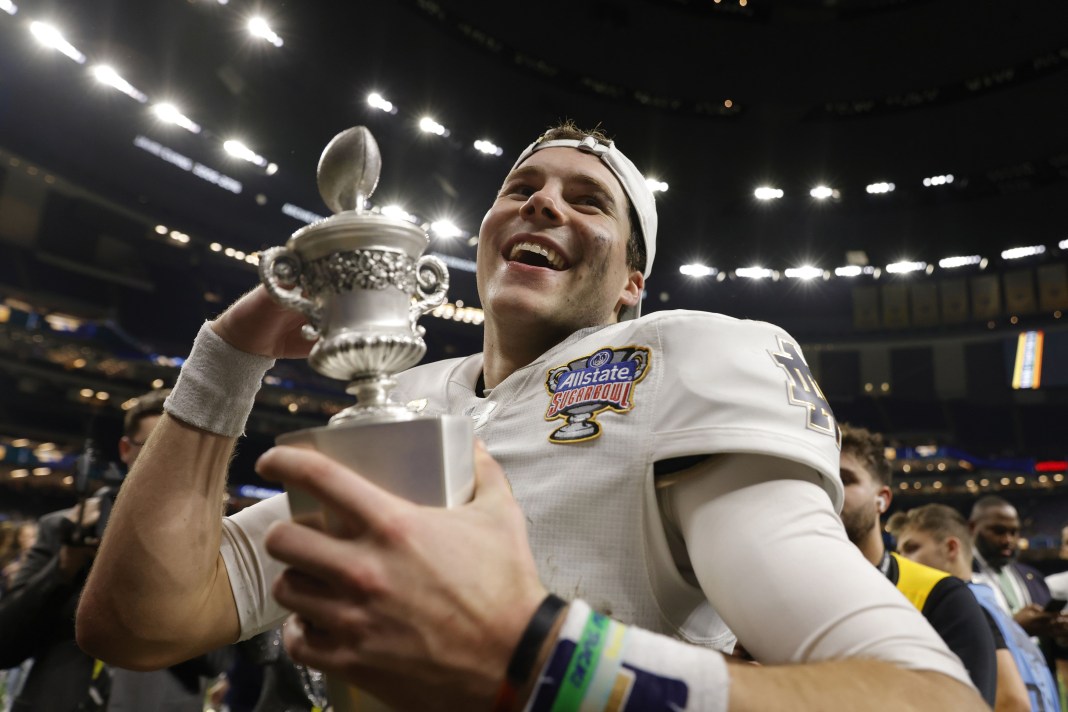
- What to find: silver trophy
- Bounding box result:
[259,127,475,712]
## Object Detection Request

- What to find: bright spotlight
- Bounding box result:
[835,266,863,277]
[938,255,981,269]
[885,261,927,274]
[810,186,836,200]
[152,103,202,134]
[474,139,503,156]
[923,174,954,187]
[785,266,823,280]
[29,21,86,63]
[430,220,462,239]
[1,1,18,15]
[1002,245,1046,260]
[419,117,448,136]
[92,65,148,103]
[224,139,268,167]
[248,17,283,47]
[679,264,717,278]
[865,182,895,194]
[754,187,783,200]
[381,205,414,221]
[645,178,668,193]
[367,93,396,113]
[736,267,774,280]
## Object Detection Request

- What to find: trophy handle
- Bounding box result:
[409,255,450,332]
[258,246,323,339]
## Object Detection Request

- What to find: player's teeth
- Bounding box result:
[508,241,565,269]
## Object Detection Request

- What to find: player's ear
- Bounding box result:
[616,270,644,315]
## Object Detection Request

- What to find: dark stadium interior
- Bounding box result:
[1,0,1067,538]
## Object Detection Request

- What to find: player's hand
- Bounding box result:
[211,286,315,359]
[258,441,547,711]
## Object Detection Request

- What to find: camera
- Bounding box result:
[65,439,125,546]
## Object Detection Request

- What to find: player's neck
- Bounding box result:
[481,316,577,390]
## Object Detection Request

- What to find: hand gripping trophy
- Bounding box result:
[258,126,475,711]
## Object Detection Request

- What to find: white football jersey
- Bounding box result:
[222,309,842,644]
[394,309,842,647]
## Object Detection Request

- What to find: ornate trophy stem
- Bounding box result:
[332,375,414,424]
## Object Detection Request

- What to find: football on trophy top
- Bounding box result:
[258,126,450,424]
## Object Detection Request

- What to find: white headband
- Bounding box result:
[510,136,657,320]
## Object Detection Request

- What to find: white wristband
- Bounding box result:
[524,599,729,712]
[164,322,276,438]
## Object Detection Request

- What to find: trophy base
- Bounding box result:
[278,413,475,510]
[277,414,475,712]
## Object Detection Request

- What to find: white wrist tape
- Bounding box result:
[164,322,276,438]
[524,599,729,712]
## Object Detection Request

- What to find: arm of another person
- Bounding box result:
[663,453,986,711]
[257,444,986,711]
[78,287,310,669]
[994,649,1031,712]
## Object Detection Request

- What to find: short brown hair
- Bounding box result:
[535,120,646,276]
[840,422,892,487]
[123,389,169,437]
[893,504,973,559]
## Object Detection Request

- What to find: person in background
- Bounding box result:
[837,423,997,705]
[0,390,231,711]
[891,503,1060,712]
[1039,521,1068,711]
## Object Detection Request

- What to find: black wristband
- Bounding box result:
[506,593,568,686]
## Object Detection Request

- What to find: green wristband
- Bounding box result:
[551,610,611,712]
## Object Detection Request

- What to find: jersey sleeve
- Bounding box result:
[668,457,974,685]
[648,312,843,510]
[219,493,292,640]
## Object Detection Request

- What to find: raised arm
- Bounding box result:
[77,287,309,669]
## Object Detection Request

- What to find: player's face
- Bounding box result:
[897,528,952,574]
[476,148,643,334]
[839,451,882,546]
[972,506,1020,567]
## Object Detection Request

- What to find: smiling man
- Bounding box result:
[80,123,986,711]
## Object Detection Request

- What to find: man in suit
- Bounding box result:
[969,495,1068,639]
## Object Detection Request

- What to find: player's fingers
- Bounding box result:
[272,568,372,636]
[256,446,404,531]
[467,439,514,508]
[265,519,384,600]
